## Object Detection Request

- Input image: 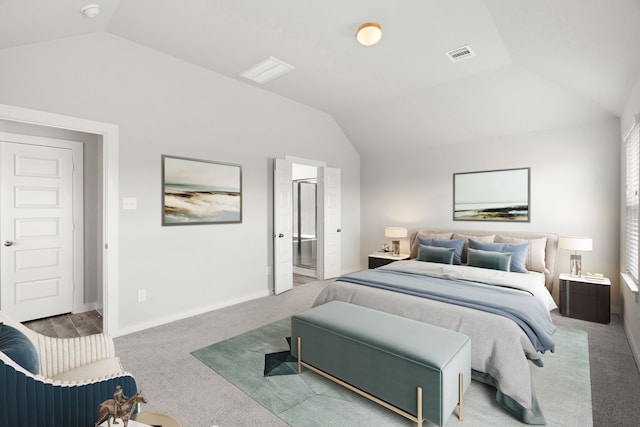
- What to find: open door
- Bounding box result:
[273,158,293,294]
[318,167,341,280]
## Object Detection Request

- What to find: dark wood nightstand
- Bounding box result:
[368,253,410,269]
[559,273,611,324]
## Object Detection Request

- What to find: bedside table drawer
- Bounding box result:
[559,276,610,324]
[369,257,394,269]
[368,253,410,269]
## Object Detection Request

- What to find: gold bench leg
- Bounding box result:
[458,372,463,420]
[297,337,302,374]
[417,386,423,427]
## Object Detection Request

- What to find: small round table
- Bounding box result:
[131,411,182,427]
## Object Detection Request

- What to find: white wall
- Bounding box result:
[0,33,360,332]
[621,73,640,367]
[360,118,620,308]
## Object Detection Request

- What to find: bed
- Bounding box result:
[313,228,559,425]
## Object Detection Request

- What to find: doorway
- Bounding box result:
[273,156,341,295]
[0,103,119,335]
[292,164,318,279]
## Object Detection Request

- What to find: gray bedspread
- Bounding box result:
[338,268,555,353]
[314,268,554,424]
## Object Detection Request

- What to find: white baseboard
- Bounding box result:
[113,290,271,337]
[624,320,640,373]
[73,301,99,314]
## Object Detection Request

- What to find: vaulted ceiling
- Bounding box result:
[2,0,639,154]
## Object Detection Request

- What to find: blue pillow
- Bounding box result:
[418,237,465,265]
[468,239,529,273]
[0,323,40,374]
[467,248,513,272]
[417,245,456,264]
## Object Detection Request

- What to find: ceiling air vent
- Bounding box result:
[239,57,294,84]
[446,45,475,63]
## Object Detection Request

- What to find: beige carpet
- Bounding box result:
[113,279,636,426]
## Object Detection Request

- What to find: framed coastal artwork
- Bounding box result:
[162,155,242,225]
[453,167,530,222]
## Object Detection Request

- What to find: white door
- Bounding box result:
[0,141,74,321]
[318,167,341,279]
[273,158,293,294]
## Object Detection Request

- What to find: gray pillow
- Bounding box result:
[468,239,529,273]
[495,235,548,273]
[410,232,453,258]
[467,248,513,272]
[417,237,465,265]
[417,245,456,264]
[452,233,496,264]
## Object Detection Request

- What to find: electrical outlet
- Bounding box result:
[137,289,147,302]
[123,197,137,210]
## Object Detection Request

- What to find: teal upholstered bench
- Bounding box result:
[291,301,471,427]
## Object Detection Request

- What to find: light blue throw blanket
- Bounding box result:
[339,268,556,353]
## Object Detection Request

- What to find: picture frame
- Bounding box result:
[162,155,242,225]
[453,167,530,222]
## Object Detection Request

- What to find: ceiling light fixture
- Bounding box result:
[81,4,101,18]
[356,22,382,46]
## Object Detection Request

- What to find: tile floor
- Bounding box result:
[293,273,318,286]
[23,311,103,338]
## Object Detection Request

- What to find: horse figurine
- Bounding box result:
[94,391,148,427]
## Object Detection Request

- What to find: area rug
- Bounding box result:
[192,318,592,426]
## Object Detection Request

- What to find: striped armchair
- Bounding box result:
[0,311,137,427]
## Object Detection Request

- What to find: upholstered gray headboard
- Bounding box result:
[409,228,559,291]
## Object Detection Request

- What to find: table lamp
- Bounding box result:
[558,236,593,277]
[385,227,408,256]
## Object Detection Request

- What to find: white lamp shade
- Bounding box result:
[558,236,593,251]
[385,227,407,238]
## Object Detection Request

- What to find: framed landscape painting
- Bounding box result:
[162,155,242,225]
[453,167,530,222]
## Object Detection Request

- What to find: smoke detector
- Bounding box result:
[81,4,101,18]
[446,45,476,63]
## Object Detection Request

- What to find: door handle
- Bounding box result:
[336,228,342,233]
[278,233,284,238]
[4,241,14,247]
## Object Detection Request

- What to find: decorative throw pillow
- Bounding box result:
[468,239,529,273]
[467,248,513,272]
[418,237,465,265]
[0,323,39,375]
[452,233,496,264]
[495,235,548,273]
[410,232,453,259]
[417,245,456,264]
